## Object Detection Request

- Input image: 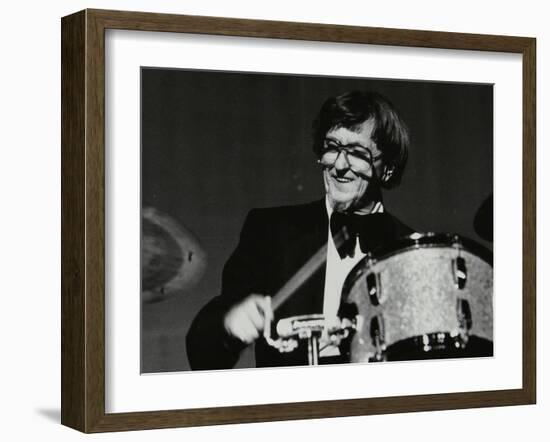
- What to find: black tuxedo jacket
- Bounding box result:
[186,199,412,370]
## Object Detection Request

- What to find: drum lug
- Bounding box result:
[451,236,467,289]
[366,272,382,305]
[452,256,467,289]
[456,298,473,335]
[369,315,387,361]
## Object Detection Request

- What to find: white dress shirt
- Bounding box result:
[320,198,384,357]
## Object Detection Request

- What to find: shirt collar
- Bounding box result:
[324,196,384,218]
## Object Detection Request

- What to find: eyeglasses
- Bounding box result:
[319,139,383,170]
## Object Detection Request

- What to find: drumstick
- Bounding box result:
[271,228,350,311]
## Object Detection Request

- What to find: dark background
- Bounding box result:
[141,68,493,373]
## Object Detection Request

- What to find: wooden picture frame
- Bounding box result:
[61,8,536,433]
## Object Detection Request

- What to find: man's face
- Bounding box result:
[321,119,385,213]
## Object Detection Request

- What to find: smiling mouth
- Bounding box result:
[332,175,355,183]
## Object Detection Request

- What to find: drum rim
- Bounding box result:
[341,232,493,300]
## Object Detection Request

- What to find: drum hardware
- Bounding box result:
[263,314,356,365]
[261,227,352,365]
[369,315,387,361]
[452,236,468,290]
[364,251,383,306]
[366,329,471,360]
[366,272,382,306]
[402,332,467,354]
[362,300,473,361]
[456,297,473,345]
[262,232,492,365]
[452,256,467,289]
[365,251,377,270]
[340,232,493,362]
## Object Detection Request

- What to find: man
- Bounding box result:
[186,90,412,370]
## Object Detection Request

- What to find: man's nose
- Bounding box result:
[334,150,351,171]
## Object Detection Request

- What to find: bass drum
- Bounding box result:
[338,233,493,362]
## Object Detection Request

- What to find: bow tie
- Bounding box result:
[329,211,393,258]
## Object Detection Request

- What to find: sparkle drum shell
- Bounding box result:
[339,233,493,362]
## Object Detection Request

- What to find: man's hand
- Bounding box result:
[223,295,273,344]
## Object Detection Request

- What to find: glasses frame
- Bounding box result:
[320,139,384,171]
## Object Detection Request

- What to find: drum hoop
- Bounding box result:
[341,232,493,299]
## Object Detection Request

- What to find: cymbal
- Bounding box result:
[142,207,207,303]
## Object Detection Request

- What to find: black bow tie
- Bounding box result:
[330,211,393,258]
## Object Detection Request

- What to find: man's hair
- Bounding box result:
[312,90,409,188]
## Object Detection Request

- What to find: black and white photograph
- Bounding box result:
[2,0,545,438]
[140,68,494,373]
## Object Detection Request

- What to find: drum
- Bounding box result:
[264,314,354,365]
[338,233,493,362]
